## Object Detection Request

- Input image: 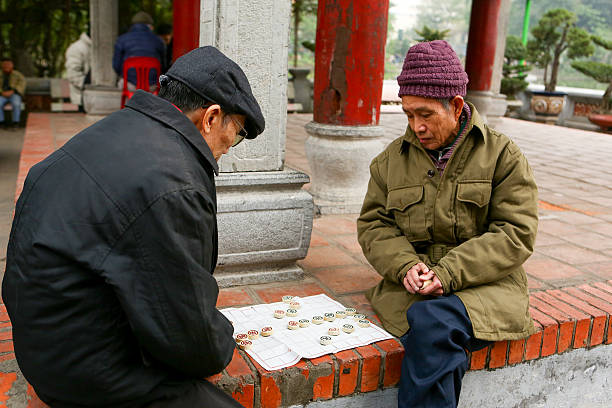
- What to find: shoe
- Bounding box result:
[10,123,19,129]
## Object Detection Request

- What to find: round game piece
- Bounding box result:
[312,315,324,325]
[289,301,301,310]
[282,295,294,303]
[358,319,370,328]
[247,330,259,340]
[261,327,273,337]
[320,335,332,345]
[328,327,340,336]
[288,320,300,330]
[299,319,310,328]
[274,310,285,319]
[235,333,248,343]
[286,308,298,317]
[324,313,335,322]
[238,340,252,350]
[335,310,346,319]
[342,324,355,334]
[345,308,356,316]
[353,314,366,321]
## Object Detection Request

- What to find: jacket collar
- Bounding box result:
[129,23,152,33]
[401,101,487,152]
[126,91,219,175]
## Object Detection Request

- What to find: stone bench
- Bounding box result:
[3,280,611,407]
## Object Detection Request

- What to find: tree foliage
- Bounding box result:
[291,0,317,68]
[526,8,595,92]
[571,35,612,112]
[501,36,531,98]
[0,0,172,78]
[414,26,450,43]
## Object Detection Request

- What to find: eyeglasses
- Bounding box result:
[230,116,248,147]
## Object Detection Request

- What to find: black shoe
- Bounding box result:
[10,122,19,129]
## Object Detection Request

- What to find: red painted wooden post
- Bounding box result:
[173,0,200,62]
[313,0,389,126]
[464,0,503,92]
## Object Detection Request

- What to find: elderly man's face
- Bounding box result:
[401,95,464,150]
[1,60,13,74]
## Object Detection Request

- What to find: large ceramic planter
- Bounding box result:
[530,91,566,125]
[588,113,612,131]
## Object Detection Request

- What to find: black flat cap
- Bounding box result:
[165,46,265,138]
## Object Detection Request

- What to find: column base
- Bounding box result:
[83,86,121,116]
[305,122,385,215]
[214,169,314,286]
[466,91,508,128]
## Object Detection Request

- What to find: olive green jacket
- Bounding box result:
[357,103,538,341]
[0,70,26,97]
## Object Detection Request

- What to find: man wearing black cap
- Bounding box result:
[2,46,264,408]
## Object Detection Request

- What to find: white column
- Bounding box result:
[200,0,314,286]
[83,0,121,115]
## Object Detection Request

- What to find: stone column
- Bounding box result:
[200,0,314,287]
[83,0,121,116]
[464,0,512,126]
[304,0,388,214]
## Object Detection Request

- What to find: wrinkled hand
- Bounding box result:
[403,262,444,296]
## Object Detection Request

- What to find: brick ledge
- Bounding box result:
[2,280,611,407]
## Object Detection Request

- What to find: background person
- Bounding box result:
[113,11,166,91]
[3,46,264,408]
[156,23,173,71]
[0,57,26,128]
[357,40,538,408]
[65,32,92,112]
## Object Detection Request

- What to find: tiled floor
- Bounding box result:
[18,112,612,315]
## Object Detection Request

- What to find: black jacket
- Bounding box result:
[2,91,235,407]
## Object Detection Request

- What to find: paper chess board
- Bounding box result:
[221,294,393,371]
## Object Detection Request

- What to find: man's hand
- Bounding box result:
[403,262,444,296]
[1,90,14,98]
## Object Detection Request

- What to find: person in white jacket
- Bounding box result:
[65,32,92,112]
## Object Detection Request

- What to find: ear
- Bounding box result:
[451,96,464,121]
[201,104,223,135]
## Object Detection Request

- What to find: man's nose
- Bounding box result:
[414,118,426,133]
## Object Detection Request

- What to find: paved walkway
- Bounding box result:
[6,112,612,310]
[283,113,612,302]
[2,111,612,407]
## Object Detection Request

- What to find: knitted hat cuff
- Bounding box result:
[398,83,467,99]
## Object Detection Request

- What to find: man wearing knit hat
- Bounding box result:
[358,40,538,407]
[3,46,264,408]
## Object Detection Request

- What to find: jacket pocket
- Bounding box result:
[455,180,491,239]
[386,185,428,241]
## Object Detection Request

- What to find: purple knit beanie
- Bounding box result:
[397,40,468,98]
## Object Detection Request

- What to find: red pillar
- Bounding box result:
[464,0,503,92]
[313,0,389,126]
[173,0,200,62]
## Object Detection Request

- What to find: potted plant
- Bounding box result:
[501,36,531,117]
[526,8,594,123]
[414,25,450,42]
[501,36,531,95]
[571,36,612,131]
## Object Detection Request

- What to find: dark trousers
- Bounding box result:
[398,295,490,408]
[144,380,244,408]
